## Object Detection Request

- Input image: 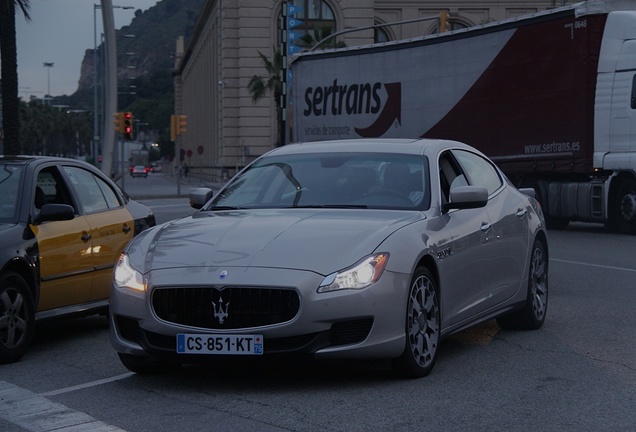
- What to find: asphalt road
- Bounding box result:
[1,203,634,432]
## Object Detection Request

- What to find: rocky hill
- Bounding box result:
[66,0,204,119]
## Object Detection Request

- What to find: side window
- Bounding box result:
[452,150,503,195]
[438,151,466,203]
[35,167,75,211]
[63,166,122,213]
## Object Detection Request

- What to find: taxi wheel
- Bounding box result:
[0,272,35,364]
[118,352,182,374]
[393,267,440,378]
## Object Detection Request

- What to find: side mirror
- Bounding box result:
[442,186,488,213]
[519,187,536,199]
[33,204,75,225]
[189,187,214,209]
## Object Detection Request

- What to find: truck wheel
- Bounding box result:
[0,273,35,364]
[612,178,636,235]
[522,180,568,230]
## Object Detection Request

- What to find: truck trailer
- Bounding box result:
[290,0,636,233]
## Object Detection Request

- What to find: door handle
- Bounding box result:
[81,232,91,242]
[480,222,492,232]
[122,224,131,233]
[516,208,528,218]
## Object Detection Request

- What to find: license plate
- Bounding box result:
[176,334,263,355]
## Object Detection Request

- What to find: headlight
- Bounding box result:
[114,253,146,292]
[318,253,389,293]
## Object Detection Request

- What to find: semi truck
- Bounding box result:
[290,0,636,234]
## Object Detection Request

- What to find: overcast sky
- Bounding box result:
[16,0,159,100]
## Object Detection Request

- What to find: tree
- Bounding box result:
[0,0,30,155]
[247,47,283,146]
[296,25,345,50]
[247,29,344,147]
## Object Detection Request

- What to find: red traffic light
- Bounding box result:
[123,112,133,140]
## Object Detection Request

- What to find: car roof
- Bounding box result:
[0,155,87,166]
[264,138,477,157]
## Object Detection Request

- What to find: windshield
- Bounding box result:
[209,152,429,210]
[0,164,24,223]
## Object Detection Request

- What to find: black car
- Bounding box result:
[0,156,155,364]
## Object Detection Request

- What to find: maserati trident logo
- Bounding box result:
[212,297,230,324]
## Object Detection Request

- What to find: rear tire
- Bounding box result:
[118,352,182,374]
[497,239,548,330]
[0,273,35,364]
[393,267,440,378]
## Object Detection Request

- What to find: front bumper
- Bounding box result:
[109,266,408,362]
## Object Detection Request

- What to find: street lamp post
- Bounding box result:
[93,3,134,165]
[93,4,101,163]
[43,62,54,103]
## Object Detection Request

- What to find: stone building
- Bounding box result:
[173,0,565,180]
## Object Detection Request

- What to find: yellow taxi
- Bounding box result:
[0,156,155,363]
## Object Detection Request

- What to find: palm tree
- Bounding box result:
[296,25,345,50]
[247,47,283,146]
[0,0,30,155]
[247,29,345,147]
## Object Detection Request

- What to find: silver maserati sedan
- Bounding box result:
[110,138,548,377]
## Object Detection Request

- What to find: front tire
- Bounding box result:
[0,273,35,364]
[497,239,548,330]
[393,267,440,378]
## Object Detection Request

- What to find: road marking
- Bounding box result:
[39,372,134,397]
[551,258,636,273]
[0,379,128,432]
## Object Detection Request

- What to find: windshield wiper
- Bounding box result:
[206,205,245,211]
[289,204,368,209]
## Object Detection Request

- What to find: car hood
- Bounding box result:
[128,209,423,275]
[0,222,14,232]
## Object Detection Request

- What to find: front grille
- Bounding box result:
[152,286,300,329]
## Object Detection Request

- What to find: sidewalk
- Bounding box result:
[120,171,226,200]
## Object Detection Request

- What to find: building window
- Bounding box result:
[288,0,340,49]
[434,17,469,34]
[374,25,390,43]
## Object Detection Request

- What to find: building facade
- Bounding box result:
[173,0,565,180]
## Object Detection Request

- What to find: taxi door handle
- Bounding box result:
[81,232,91,242]
[122,224,131,233]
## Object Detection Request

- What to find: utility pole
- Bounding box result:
[100,0,117,177]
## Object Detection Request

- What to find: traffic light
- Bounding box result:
[171,114,188,141]
[170,115,177,141]
[113,112,125,133]
[439,11,450,32]
[177,115,187,135]
[124,112,133,140]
